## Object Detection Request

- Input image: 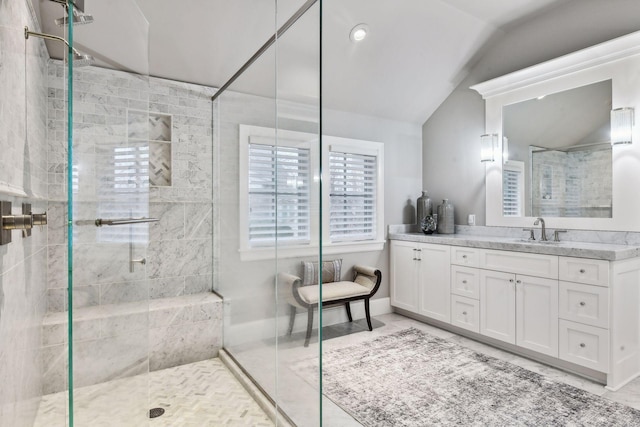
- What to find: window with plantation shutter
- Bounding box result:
[239,126,384,260]
[329,151,377,242]
[502,160,524,217]
[248,142,311,246]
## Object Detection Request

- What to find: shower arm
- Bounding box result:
[24,26,83,56]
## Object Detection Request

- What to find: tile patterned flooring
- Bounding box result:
[33,313,640,426]
[33,358,273,427]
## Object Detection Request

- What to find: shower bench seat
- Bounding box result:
[41,292,223,394]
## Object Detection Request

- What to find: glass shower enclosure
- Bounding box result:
[53,0,323,426]
[214,0,323,425]
[65,1,153,425]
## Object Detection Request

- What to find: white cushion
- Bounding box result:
[297,281,370,304]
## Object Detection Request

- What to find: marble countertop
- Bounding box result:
[389,232,640,261]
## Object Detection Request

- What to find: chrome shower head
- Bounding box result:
[24,26,95,67]
[55,7,94,26]
[72,52,94,67]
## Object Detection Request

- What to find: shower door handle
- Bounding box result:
[75,217,159,227]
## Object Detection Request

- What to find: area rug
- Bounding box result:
[294,328,640,426]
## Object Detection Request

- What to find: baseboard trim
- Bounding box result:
[224,297,392,347]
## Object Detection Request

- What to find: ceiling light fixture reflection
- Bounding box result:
[350,24,369,42]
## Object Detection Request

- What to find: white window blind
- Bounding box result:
[329,151,377,241]
[502,161,524,217]
[248,143,310,246]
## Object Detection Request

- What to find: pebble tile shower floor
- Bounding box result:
[33,358,273,427]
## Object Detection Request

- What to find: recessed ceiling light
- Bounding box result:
[350,24,369,42]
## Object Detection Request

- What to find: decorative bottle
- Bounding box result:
[436,199,455,234]
[416,191,432,225]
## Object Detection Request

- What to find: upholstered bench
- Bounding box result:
[279,260,381,347]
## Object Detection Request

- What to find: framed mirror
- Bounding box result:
[472,30,640,231]
[502,79,612,219]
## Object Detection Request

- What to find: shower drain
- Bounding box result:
[148,407,165,419]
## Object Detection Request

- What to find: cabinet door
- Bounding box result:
[516,275,559,357]
[418,243,451,323]
[390,240,419,312]
[480,270,516,344]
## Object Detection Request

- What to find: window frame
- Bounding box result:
[239,126,384,261]
[323,136,385,253]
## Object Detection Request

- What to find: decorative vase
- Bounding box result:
[436,199,455,234]
[416,191,432,226]
[421,214,437,235]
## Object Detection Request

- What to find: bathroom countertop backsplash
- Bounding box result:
[388,224,640,261]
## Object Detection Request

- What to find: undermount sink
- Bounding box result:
[515,239,561,245]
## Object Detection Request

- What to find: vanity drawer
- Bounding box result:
[480,249,558,279]
[451,266,479,299]
[559,257,609,287]
[451,295,479,333]
[559,319,609,372]
[559,281,609,328]
[451,247,479,267]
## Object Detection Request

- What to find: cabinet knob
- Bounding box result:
[462,255,467,259]
[579,269,586,273]
[462,280,467,284]
[516,280,522,284]
[509,279,514,283]
[462,311,467,315]
[579,301,586,306]
[579,343,586,348]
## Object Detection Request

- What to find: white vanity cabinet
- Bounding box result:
[478,252,559,357]
[389,236,640,390]
[450,247,481,332]
[390,240,420,313]
[390,240,451,323]
[556,256,640,386]
[557,257,612,372]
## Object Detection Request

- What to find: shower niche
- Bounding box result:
[128,110,173,186]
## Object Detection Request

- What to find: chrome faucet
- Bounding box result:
[534,217,547,241]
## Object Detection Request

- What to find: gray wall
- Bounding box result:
[422,0,640,226]
[0,1,49,426]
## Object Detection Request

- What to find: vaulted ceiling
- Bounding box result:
[34,0,567,124]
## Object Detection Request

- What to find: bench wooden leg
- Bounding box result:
[304,307,314,347]
[287,305,296,335]
[365,298,373,331]
[345,302,353,322]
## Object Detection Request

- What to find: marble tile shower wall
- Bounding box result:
[532,149,612,218]
[46,61,215,313]
[0,1,50,426]
[40,62,221,394]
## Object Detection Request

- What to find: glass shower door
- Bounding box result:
[214,1,322,425]
[66,2,152,425]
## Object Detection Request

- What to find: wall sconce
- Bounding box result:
[480,134,499,162]
[611,107,634,145]
[502,136,509,163]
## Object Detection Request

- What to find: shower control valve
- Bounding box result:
[1,201,48,245]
